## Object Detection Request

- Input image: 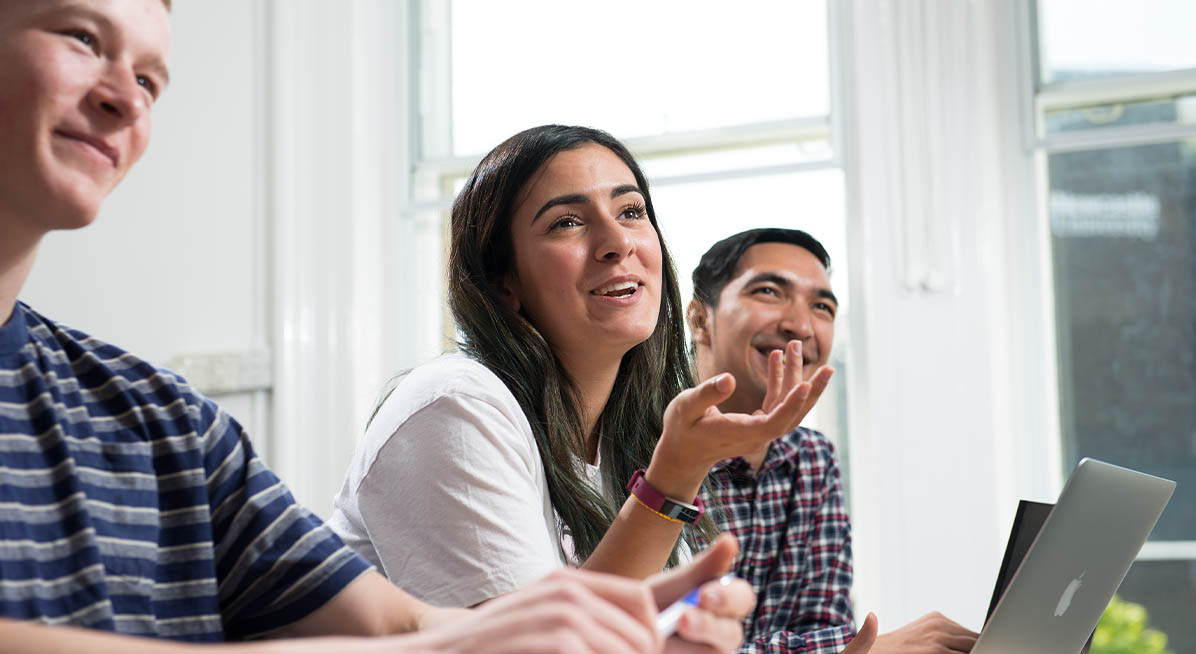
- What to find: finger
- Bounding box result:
[801,365,834,410]
[761,349,783,413]
[648,533,739,608]
[673,607,743,652]
[555,570,660,646]
[672,374,736,425]
[528,602,647,654]
[841,612,878,654]
[698,577,755,618]
[757,377,812,434]
[783,340,802,392]
[528,573,659,654]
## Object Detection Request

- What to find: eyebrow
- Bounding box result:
[531,184,643,224]
[746,272,839,307]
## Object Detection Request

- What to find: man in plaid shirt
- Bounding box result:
[687,229,978,654]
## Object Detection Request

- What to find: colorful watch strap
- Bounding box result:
[626,468,705,524]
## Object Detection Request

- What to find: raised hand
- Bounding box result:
[760,340,834,434]
[648,340,834,497]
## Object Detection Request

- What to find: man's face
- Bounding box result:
[0,0,170,234]
[689,242,837,412]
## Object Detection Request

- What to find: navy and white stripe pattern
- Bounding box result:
[0,302,371,641]
[704,427,855,654]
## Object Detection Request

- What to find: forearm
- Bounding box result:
[582,492,687,577]
[582,429,713,578]
[0,619,413,654]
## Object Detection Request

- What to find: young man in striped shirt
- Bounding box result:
[688,229,975,654]
[0,1,794,652]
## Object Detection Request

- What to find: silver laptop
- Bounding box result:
[973,458,1175,654]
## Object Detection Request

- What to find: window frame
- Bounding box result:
[1023,0,1196,562]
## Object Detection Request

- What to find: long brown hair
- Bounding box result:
[448,125,719,565]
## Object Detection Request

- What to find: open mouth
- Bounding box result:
[591,280,640,298]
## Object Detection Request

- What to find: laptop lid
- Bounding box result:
[972,458,1175,654]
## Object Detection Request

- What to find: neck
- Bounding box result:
[556,346,625,464]
[0,217,43,325]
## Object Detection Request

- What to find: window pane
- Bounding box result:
[1104,560,1196,653]
[1045,93,1196,135]
[442,0,830,157]
[1038,0,1196,84]
[651,167,847,319]
[1048,139,1196,540]
[640,140,833,180]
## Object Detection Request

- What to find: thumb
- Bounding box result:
[671,374,735,425]
[647,533,738,608]
[842,613,878,654]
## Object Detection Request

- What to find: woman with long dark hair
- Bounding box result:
[329,125,826,609]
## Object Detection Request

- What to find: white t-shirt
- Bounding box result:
[327,352,600,607]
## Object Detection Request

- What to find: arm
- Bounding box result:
[586,342,834,578]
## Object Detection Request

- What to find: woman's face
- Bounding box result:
[504,143,663,369]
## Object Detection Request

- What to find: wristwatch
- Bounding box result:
[626,468,705,524]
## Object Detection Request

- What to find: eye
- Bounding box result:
[751,286,780,297]
[136,75,159,98]
[618,202,647,221]
[548,215,582,231]
[815,301,837,316]
[66,29,96,48]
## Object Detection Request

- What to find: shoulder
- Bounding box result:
[15,302,232,444]
[376,352,526,426]
[782,426,844,476]
[359,353,535,463]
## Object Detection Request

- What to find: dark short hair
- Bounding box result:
[691,228,831,307]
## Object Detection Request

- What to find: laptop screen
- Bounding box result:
[985,500,1054,622]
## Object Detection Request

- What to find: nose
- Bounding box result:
[592,212,635,263]
[87,63,149,126]
[778,302,814,343]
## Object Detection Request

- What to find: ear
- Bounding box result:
[686,299,712,347]
[498,274,522,314]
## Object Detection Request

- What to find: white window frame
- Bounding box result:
[1021,0,1196,562]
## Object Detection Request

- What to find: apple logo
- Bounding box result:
[1054,572,1085,617]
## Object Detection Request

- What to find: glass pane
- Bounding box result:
[1099,559,1196,653]
[1038,0,1196,83]
[640,140,833,180]
[1045,93,1196,135]
[441,0,830,157]
[1048,139,1196,540]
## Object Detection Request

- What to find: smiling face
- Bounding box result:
[0,0,170,235]
[504,143,664,373]
[690,242,837,414]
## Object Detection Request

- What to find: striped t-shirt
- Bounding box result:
[0,302,372,641]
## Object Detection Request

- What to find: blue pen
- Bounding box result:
[655,573,736,638]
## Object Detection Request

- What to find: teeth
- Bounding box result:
[594,280,638,295]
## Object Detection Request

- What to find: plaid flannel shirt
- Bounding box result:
[705,426,855,654]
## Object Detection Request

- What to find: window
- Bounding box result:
[1032,1,1196,648]
[406,0,852,449]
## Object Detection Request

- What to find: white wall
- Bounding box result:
[840,0,1059,631]
[21,0,410,519]
[22,0,272,453]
